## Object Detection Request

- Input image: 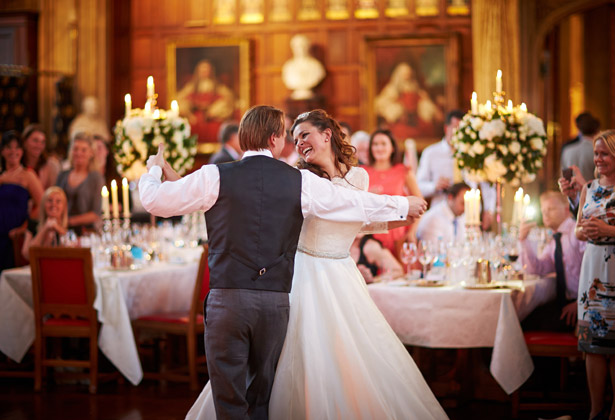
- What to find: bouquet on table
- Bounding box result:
[114,109,197,181]
[451,101,548,187]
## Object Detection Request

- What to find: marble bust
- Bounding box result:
[282,34,326,100]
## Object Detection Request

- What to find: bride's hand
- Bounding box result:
[406,196,427,218]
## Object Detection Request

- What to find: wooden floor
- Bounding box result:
[0,348,590,420]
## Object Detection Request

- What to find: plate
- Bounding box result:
[412,279,446,287]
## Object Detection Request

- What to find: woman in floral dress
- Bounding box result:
[576,129,615,420]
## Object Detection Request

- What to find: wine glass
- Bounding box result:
[401,242,418,278]
[418,241,434,279]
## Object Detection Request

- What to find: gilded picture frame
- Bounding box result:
[364,35,459,151]
[167,38,250,150]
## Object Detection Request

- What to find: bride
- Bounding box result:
[186,110,447,420]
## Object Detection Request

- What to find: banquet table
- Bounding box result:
[367,277,556,395]
[0,248,202,385]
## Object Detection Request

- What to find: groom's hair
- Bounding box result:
[239,105,285,151]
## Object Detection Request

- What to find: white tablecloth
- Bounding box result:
[367,279,554,394]
[0,252,200,385]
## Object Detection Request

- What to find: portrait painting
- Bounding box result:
[365,35,458,150]
[167,38,250,145]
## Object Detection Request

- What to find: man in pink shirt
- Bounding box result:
[519,191,586,332]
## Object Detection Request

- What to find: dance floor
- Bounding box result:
[0,351,588,420]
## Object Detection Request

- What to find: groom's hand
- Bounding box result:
[147,144,166,171]
[406,196,427,219]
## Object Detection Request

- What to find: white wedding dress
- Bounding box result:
[186,167,448,420]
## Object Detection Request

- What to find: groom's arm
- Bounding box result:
[300,170,416,223]
[139,164,220,218]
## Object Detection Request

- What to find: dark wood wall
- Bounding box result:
[110,0,473,142]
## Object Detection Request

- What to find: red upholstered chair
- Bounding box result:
[511,331,586,418]
[29,246,100,394]
[132,244,209,390]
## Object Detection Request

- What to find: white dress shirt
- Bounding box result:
[416,138,496,212]
[139,150,409,223]
[416,200,465,244]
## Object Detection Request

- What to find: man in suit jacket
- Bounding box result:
[139,105,426,420]
[209,122,241,164]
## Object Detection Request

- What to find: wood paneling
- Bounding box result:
[110,0,473,142]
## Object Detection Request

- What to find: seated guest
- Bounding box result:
[350,234,404,284]
[21,186,68,260]
[0,131,44,273]
[21,124,61,190]
[519,191,585,332]
[362,129,422,254]
[92,134,120,186]
[209,122,241,164]
[56,132,104,234]
[417,182,470,244]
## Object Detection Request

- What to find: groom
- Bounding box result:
[139,105,426,420]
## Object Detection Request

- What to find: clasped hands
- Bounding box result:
[577,216,609,241]
[406,196,427,220]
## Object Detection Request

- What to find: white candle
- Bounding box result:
[496,69,502,93]
[474,189,481,225]
[124,93,131,117]
[122,178,130,218]
[523,194,530,222]
[464,190,470,223]
[144,100,151,116]
[507,100,513,113]
[147,76,155,99]
[101,186,110,219]
[520,103,527,112]
[471,92,477,114]
[485,100,492,111]
[111,179,119,219]
[513,188,523,225]
[171,100,179,117]
[153,109,160,119]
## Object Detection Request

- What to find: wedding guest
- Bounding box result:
[279,129,299,166]
[518,191,585,332]
[350,130,370,165]
[0,131,44,273]
[21,186,68,261]
[21,124,60,190]
[558,164,588,217]
[92,134,120,186]
[209,122,241,164]
[68,96,110,144]
[561,112,600,183]
[575,130,615,420]
[416,109,496,230]
[416,182,469,244]
[350,233,404,284]
[363,129,422,253]
[56,132,103,234]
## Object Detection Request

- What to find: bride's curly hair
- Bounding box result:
[290,109,357,180]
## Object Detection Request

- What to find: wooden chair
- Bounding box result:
[10,225,28,268]
[511,331,586,418]
[132,244,209,390]
[30,246,100,394]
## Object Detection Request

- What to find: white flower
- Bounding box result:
[472,142,485,155]
[509,141,521,154]
[470,131,477,139]
[498,145,508,155]
[464,169,486,183]
[124,118,144,143]
[487,141,494,149]
[510,178,520,187]
[483,154,507,182]
[470,117,484,131]
[536,159,543,168]
[525,115,546,136]
[479,119,506,141]
[152,135,165,148]
[522,173,536,183]
[529,137,544,151]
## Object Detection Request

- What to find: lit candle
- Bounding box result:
[153,109,160,119]
[147,76,155,99]
[464,190,470,223]
[523,194,530,222]
[144,100,151,116]
[520,103,527,112]
[122,177,130,218]
[496,69,502,93]
[171,100,179,117]
[111,179,119,219]
[507,100,513,113]
[124,93,131,117]
[471,92,477,114]
[101,186,110,219]
[474,189,481,225]
[485,100,492,110]
[513,188,523,225]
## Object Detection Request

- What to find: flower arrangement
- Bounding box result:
[113,109,197,181]
[451,103,548,186]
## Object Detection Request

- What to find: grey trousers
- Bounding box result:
[204,288,290,420]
